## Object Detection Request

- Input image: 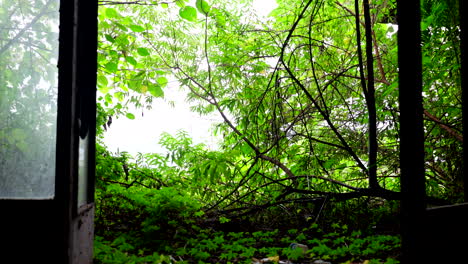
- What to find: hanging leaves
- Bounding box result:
[179,6,198,22]
[157,76,168,87]
[148,83,164,98]
[126,113,136,120]
[196,0,211,16]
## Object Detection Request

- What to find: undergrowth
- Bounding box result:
[94,185,401,264]
[94,224,400,264]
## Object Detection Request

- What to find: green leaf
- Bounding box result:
[98,85,110,94]
[422,56,431,66]
[157,76,168,87]
[382,82,398,97]
[219,216,230,224]
[125,56,138,66]
[97,75,108,86]
[179,6,198,22]
[129,24,145,32]
[115,23,127,32]
[240,142,253,155]
[148,84,164,97]
[105,62,118,73]
[175,0,187,8]
[126,113,136,120]
[212,8,226,27]
[104,34,115,43]
[323,159,335,169]
[137,47,150,56]
[105,8,120,18]
[196,0,211,15]
[115,34,130,46]
[161,2,169,8]
[114,92,125,102]
[105,93,113,104]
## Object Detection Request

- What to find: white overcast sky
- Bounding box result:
[103,0,278,155]
[103,83,223,154]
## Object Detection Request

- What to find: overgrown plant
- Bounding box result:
[93,0,462,262]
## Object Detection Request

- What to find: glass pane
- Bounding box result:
[78,136,89,206]
[0,0,59,198]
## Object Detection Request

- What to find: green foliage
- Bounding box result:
[96,182,203,248]
[95,193,400,263]
[307,233,400,262]
[179,6,198,22]
[94,235,172,264]
[96,0,463,202]
[94,136,401,263]
[93,0,462,263]
[196,0,211,16]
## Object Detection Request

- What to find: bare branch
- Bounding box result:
[424,109,463,143]
[98,0,171,6]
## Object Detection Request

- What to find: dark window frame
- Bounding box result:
[398,1,468,262]
[0,0,98,262]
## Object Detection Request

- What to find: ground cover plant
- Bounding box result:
[93,0,462,263]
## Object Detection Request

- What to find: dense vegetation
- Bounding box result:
[93,0,462,263]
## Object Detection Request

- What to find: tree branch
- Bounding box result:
[423,109,463,143]
[336,1,389,85]
[98,0,170,5]
[278,0,368,176]
[0,0,54,56]
[363,0,379,189]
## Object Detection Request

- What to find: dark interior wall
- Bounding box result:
[0,201,66,262]
[424,203,468,262]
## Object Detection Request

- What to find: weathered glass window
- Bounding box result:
[0,0,59,198]
[78,136,89,206]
